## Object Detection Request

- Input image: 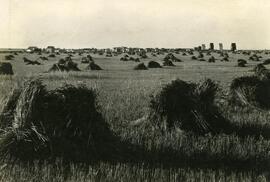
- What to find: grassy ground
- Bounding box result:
[0,51,269,181]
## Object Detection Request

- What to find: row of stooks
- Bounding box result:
[3,51,270,73]
[3,55,269,75]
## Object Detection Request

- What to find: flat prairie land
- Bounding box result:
[0,50,269,181]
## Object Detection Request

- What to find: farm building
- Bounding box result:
[219,43,223,51]
[209,43,214,50]
[231,43,237,51]
[26,46,40,53]
[202,44,206,50]
[113,47,128,54]
[46,46,55,53]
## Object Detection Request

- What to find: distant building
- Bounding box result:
[66,49,75,53]
[105,48,112,54]
[219,43,223,51]
[26,46,40,53]
[146,48,154,53]
[82,48,91,53]
[231,43,237,51]
[46,46,55,53]
[194,46,201,51]
[113,47,128,54]
[54,48,61,53]
[209,43,214,50]
[202,44,206,50]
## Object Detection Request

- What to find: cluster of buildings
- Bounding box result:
[26,46,91,54]
[194,43,237,51]
[25,46,189,54]
[25,43,237,54]
[26,46,57,53]
[111,47,188,54]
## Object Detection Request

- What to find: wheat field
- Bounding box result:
[0,50,269,181]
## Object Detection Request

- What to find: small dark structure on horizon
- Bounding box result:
[209,43,214,50]
[231,43,237,52]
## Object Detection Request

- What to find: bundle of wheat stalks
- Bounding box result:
[230,65,270,109]
[0,79,117,162]
[149,79,232,134]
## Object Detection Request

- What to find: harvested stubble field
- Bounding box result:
[0,50,270,181]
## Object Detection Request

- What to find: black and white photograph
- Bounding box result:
[0,0,270,181]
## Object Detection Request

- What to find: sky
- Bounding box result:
[0,0,270,49]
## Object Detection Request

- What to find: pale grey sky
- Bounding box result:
[0,0,270,49]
